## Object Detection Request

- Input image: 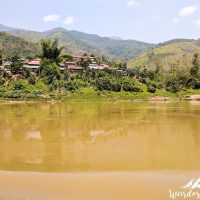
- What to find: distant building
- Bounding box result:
[24,59,40,71]
[2,61,11,68]
[65,61,83,73]
[88,63,109,70]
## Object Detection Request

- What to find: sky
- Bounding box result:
[0,0,200,43]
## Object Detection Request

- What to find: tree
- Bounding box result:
[40,59,61,84]
[122,78,141,92]
[40,38,64,64]
[10,56,29,76]
[190,53,200,78]
[77,58,91,70]
[61,54,74,62]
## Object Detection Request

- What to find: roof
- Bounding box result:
[27,60,40,65]
[89,66,105,70]
[68,65,83,70]
[65,62,76,65]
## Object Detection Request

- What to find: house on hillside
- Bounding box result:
[24,59,40,71]
[65,61,83,73]
[73,53,89,61]
[88,63,109,70]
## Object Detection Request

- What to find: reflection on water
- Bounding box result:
[0,101,200,172]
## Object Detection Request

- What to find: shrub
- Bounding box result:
[28,76,36,85]
[147,85,156,93]
[5,90,23,98]
[95,77,112,91]
[122,78,141,92]
[12,80,26,90]
[95,77,121,92]
[0,78,5,86]
[64,81,79,92]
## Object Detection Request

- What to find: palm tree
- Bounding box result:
[40,38,64,64]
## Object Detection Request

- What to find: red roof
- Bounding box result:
[27,60,40,65]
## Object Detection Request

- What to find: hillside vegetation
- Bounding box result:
[0,24,154,60]
[128,40,200,71]
[0,38,200,101]
[0,32,40,59]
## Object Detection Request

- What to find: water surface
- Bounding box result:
[0,101,200,172]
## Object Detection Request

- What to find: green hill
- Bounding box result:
[128,40,200,71]
[1,25,154,60]
[0,32,40,59]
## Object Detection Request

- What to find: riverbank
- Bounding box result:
[0,170,199,200]
[1,87,200,102]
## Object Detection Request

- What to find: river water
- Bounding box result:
[0,101,200,199]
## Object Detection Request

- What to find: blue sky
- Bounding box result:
[0,0,200,43]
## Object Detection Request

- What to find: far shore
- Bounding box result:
[0,95,200,104]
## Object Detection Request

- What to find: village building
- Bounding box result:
[88,63,109,70]
[65,61,83,73]
[24,59,40,71]
[5,54,110,74]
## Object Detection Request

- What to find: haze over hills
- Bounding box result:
[0,24,155,60]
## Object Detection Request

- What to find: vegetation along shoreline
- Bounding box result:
[0,34,200,101]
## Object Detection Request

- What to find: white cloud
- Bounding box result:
[63,16,77,25]
[194,19,200,26]
[179,5,198,16]
[127,0,139,8]
[172,18,181,23]
[43,15,60,22]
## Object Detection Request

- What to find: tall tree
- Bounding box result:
[10,55,30,77]
[190,53,200,78]
[40,38,64,64]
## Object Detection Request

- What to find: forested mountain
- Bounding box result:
[0,32,40,59]
[0,24,154,60]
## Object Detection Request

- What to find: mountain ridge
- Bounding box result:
[0,24,155,60]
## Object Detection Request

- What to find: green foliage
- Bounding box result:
[147,85,156,93]
[28,76,36,85]
[9,56,31,78]
[77,58,91,69]
[64,81,80,92]
[12,80,26,90]
[0,77,5,85]
[40,59,61,84]
[61,54,73,61]
[40,38,64,64]
[0,51,2,66]
[10,56,24,75]
[165,74,182,93]
[121,78,141,92]
[1,27,154,61]
[190,53,200,78]
[0,32,39,59]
